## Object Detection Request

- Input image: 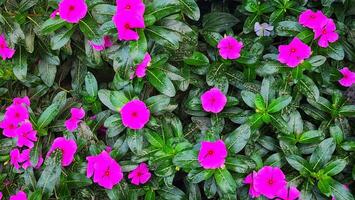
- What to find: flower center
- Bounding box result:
[267,179,274,185]
[124,23,130,29]
[9,124,15,129]
[290,48,296,53]
[15,112,21,118]
[210,98,216,104]
[207,150,214,156]
[69,5,75,11]
[125,4,131,10]
[322,29,327,34]
[0,43,4,48]
[105,169,110,176]
[131,111,138,117]
[310,14,316,19]
[137,171,142,177]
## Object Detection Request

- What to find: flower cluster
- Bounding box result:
[217,36,244,60]
[86,151,123,189]
[299,9,339,48]
[112,0,146,41]
[244,166,300,200]
[10,148,43,170]
[64,107,85,132]
[198,140,227,169]
[0,34,15,60]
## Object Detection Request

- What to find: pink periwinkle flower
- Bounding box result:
[198,140,227,169]
[65,107,85,132]
[58,0,88,23]
[16,121,37,148]
[9,191,27,200]
[299,9,328,29]
[0,192,2,200]
[0,34,15,60]
[0,118,18,138]
[278,37,311,68]
[47,137,77,166]
[244,172,261,198]
[314,19,339,48]
[113,13,145,41]
[338,67,355,87]
[10,148,22,170]
[4,104,29,124]
[217,36,243,60]
[253,166,287,199]
[89,36,113,51]
[277,186,300,200]
[13,96,30,106]
[20,149,43,170]
[86,151,123,189]
[200,87,227,113]
[133,53,151,78]
[128,163,151,185]
[116,0,145,16]
[120,100,150,130]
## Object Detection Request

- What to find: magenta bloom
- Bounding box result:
[87,151,123,189]
[10,148,22,170]
[65,107,85,132]
[217,36,243,60]
[339,67,355,87]
[0,34,15,60]
[58,0,88,23]
[278,37,311,68]
[20,149,43,169]
[134,53,151,78]
[244,172,261,198]
[13,96,30,106]
[314,19,339,48]
[47,137,77,166]
[16,121,37,148]
[89,36,113,51]
[253,166,287,199]
[113,13,145,41]
[9,191,27,200]
[0,118,18,138]
[299,9,328,29]
[198,140,227,169]
[116,0,145,16]
[277,186,300,200]
[200,87,227,113]
[0,192,2,200]
[128,163,151,185]
[120,100,150,130]
[5,104,29,124]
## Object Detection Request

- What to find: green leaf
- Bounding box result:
[202,31,223,47]
[296,29,314,43]
[254,94,266,111]
[330,126,344,144]
[144,130,165,148]
[299,130,324,144]
[324,42,345,61]
[38,59,57,87]
[202,12,239,32]
[79,18,98,40]
[260,77,275,105]
[308,55,327,67]
[322,159,347,176]
[267,96,292,113]
[179,0,200,21]
[66,173,92,189]
[224,124,251,154]
[37,156,62,198]
[173,150,199,169]
[187,169,214,184]
[241,90,256,108]
[37,103,60,129]
[276,21,303,36]
[85,72,98,97]
[318,176,333,197]
[146,26,181,50]
[321,0,335,6]
[98,89,117,111]
[145,95,171,114]
[184,51,209,66]
[286,155,313,175]
[147,0,180,20]
[129,29,147,65]
[339,105,355,117]
[288,111,303,135]
[13,47,28,81]
[110,91,128,110]
[40,18,66,34]
[298,75,320,101]
[331,180,354,200]
[225,156,256,173]
[214,168,236,194]
[310,138,336,170]
[269,9,285,24]
[145,190,156,200]
[147,68,176,97]
[50,27,75,50]
[243,14,260,33]
[126,130,144,154]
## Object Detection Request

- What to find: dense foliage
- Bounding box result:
[0,0,355,199]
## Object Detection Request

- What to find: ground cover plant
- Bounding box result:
[0,0,354,199]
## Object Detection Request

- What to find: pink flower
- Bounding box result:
[314,19,339,48]
[253,166,287,199]
[13,96,30,106]
[278,37,311,68]
[277,186,300,200]
[16,121,37,148]
[200,87,227,113]
[338,67,355,87]
[134,53,151,78]
[65,107,85,132]
[120,100,150,130]
[113,13,145,41]
[128,163,151,185]
[299,9,328,29]
[50,9,59,19]
[20,149,43,169]
[244,172,261,198]
[0,34,15,60]
[0,118,18,138]
[89,36,113,51]
[87,151,123,189]
[198,140,227,169]
[10,148,22,170]
[4,104,29,124]
[0,192,2,199]
[58,0,88,23]
[217,36,243,60]
[116,0,145,16]
[9,191,27,200]
[47,137,77,166]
